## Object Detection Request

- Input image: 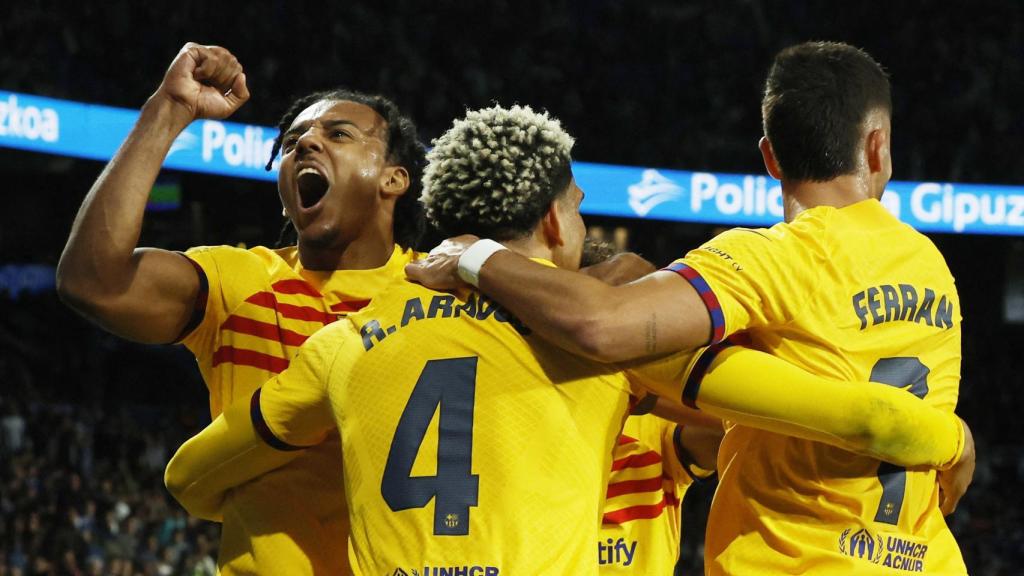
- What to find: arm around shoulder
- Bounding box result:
[476,250,712,362]
[691,346,965,469]
[165,392,303,521]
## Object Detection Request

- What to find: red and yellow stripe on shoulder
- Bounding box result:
[212,277,370,374]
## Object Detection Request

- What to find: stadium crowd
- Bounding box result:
[0,401,219,576]
[0,296,215,576]
[1,0,1022,183]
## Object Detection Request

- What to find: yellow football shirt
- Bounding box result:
[179,243,417,576]
[253,272,633,575]
[666,199,965,575]
[599,413,709,575]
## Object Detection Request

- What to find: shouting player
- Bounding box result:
[406,42,974,574]
[56,43,426,575]
[167,103,968,574]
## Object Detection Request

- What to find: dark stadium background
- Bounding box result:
[1,2,1021,574]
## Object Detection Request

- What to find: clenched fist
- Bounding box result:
[152,43,249,126]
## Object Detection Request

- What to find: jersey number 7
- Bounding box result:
[381,357,480,536]
[870,357,930,526]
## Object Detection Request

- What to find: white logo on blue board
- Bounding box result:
[628,169,683,216]
[0,95,59,143]
[168,130,198,157]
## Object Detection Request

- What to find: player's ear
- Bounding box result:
[380,165,410,199]
[541,200,565,248]
[866,127,890,176]
[759,137,783,180]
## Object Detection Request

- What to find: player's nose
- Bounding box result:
[296,128,324,155]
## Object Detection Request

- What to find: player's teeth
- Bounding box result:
[298,167,319,177]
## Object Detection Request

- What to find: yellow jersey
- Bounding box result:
[180,243,416,576]
[667,199,965,575]
[253,272,633,575]
[599,413,708,575]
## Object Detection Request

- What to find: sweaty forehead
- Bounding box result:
[288,99,387,138]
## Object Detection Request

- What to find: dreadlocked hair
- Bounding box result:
[421,104,575,241]
[266,89,427,249]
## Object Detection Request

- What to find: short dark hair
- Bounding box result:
[421,105,575,241]
[762,41,891,182]
[267,89,427,249]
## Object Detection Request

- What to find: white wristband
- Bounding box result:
[457,239,507,287]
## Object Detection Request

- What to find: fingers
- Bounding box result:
[405,262,426,284]
[937,417,975,517]
[191,45,243,94]
[227,72,250,107]
[579,253,656,285]
[427,241,463,258]
[405,256,465,291]
[405,258,446,284]
[939,486,959,516]
[407,236,479,289]
[179,42,203,67]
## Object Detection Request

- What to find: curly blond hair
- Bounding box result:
[421,104,575,240]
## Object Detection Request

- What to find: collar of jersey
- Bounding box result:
[800,197,885,218]
[795,198,895,229]
[834,198,901,228]
[295,244,409,287]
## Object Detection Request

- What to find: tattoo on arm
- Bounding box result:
[645,313,657,354]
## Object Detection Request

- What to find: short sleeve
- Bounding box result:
[252,323,349,449]
[176,247,242,354]
[663,227,817,343]
[178,245,275,362]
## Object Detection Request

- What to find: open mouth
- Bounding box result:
[297,168,329,209]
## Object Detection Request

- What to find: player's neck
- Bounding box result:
[501,236,557,265]
[296,231,395,271]
[782,174,877,221]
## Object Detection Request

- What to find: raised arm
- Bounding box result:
[57,43,249,343]
[406,237,712,362]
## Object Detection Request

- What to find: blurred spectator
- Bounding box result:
[0,297,222,576]
[1,402,25,454]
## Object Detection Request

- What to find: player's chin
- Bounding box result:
[297,221,345,249]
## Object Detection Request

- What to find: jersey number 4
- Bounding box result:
[870,357,930,526]
[381,357,480,536]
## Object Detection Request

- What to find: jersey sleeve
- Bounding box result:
[663,227,818,343]
[686,345,965,469]
[252,323,352,450]
[164,396,304,522]
[177,245,269,360]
